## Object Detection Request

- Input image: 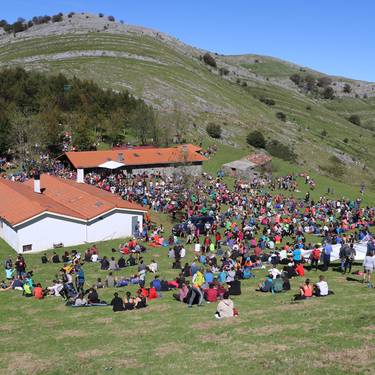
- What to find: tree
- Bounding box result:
[98,13,104,18]
[108,15,115,22]
[206,123,222,138]
[0,104,11,154]
[322,86,335,99]
[343,83,352,93]
[52,13,63,23]
[37,107,63,152]
[172,103,187,143]
[348,114,361,126]
[203,53,217,68]
[72,114,96,150]
[246,130,266,148]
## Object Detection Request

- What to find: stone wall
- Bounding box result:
[128,164,203,177]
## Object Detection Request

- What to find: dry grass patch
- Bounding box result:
[57,329,89,339]
[112,357,142,368]
[5,352,52,374]
[315,345,375,374]
[154,342,187,357]
[199,332,231,344]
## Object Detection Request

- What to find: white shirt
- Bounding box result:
[316,281,328,296]
[269,267,281,279]
[91,254,98,262]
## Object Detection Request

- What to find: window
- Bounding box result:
[22,244,32,252]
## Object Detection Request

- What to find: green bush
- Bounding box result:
[206,123,222,138]
[259,97,275,106]
[343,83,352,93]
[322,87,335,99]
[276,112,286,122]
[266,139,297,161]
[348,114,361,126]
[246,130,266,148]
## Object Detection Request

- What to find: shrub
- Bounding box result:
[236,78,241,84]
[68,12,75,18]
[290,73,302,85]
[219,67,229,76]
[241,81,247,87]
[343,138,349,144]
[343,83,352,93]
[108,15,115,22]
[246,130,266,148]
[348,114,361,126]
[321,130,327,137]
[317,76,332,88]
[306,105,312,111]
[276,112,286,122]
[52,13,63,23]
[206,123,222,138]
[322,86,335,99]
[259,97,275,106]
[266,140,297,161]
[99,13,104,18]
[203,53,216,68]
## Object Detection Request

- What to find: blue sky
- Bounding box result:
[3,0,375,81]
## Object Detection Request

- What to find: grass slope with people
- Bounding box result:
[0,148,375,375]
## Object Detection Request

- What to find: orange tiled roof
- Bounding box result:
[64,144,207,169]
[0,175,146,227]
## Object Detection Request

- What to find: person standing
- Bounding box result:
[310,246,321,271]
[322,242,332,271]
[363,251,375,285]
[343,244,356,274]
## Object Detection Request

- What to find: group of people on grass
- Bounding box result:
[2,166,375,318]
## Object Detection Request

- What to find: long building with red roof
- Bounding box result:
[0,175,147,253]
[61,144,207,177]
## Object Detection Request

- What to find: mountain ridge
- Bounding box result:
[1,12,375,186]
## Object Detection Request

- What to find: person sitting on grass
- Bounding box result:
[74,292,87,307]
[227,276,241,296]
[215,291,234,319]
[272,274,284,293]
[204,283,218,302]
[294,278,313,300]
[95,278,104,289]
[256,275,273,293]
[33,283,45,299]
[111,292,124,312]
[314,275,333,297]
[86,287,100,304]
[173,281,189,303]
[134,289,147,309]
[124,291,135,310]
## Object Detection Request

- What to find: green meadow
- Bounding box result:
[0,146,374,375]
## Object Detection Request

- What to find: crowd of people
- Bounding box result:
[1,155,375,318]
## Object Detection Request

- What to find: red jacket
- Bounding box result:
[204,288,218,302]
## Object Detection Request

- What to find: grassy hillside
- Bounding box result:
[1,13,375,188]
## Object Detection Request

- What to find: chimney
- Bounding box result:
[34,172,41,194]
[77,168,85,184]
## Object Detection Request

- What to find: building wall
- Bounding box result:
[17,214,87,253]
[86,210,143,243]
[7,210,144,254]
[0,220,19,252]
[129,164,202,176]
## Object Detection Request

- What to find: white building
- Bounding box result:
[0,174,147,253]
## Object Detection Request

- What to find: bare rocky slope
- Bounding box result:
[1,13,375,186]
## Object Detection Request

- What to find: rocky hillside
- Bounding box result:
[1,13,375,186]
